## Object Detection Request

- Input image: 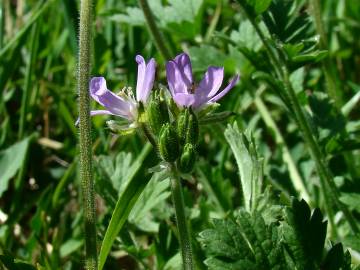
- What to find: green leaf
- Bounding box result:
[322,243,352,270]
[0,252,37,270]
[0,135,34,198]
[128,173,170,233]
[98,143,153,270]
[340,193,360,212]
[224,122,263,212]
[248,0,272,14]
[60,238,83,258]
[199,210,287,270]
[281,199,327,270]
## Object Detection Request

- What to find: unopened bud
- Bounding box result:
[179,143,196,173]
[146,90,169,134]
[159,123,179,162]
[177,108,199,145]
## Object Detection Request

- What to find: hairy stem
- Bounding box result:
[170,163,194,270]
[138,0,172,60]
[78,0,98,269]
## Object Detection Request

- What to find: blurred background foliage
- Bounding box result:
[0,0,360,269]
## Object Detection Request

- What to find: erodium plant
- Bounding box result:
[90,52,239,270]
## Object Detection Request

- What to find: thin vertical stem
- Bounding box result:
[310,0,342,108]
[78,0,97,269]
[170,163,194,270]
[138,0,172,60]
[0,0,4,48]
[18,21,39,139]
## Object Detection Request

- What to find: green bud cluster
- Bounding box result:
[143,93,199,172]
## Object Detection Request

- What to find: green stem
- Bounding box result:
[78,0,98,269]
[204,1,222,43]
[0,0,4,48]
[138,0,172,60]
[310,0,342,108]
[169,163,194,270]
[18,21,39,139]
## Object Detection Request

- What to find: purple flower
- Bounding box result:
[166,53,239,109]
[87,55,156,122]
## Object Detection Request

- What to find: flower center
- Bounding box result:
[188,82,197,94]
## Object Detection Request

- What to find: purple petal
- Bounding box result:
[198,66,224,98]
[174,53,193,86]
[208,74,240,103]
[75,110,114,126]
[166,61,189,95]
[90,77,133,119]
[173,93,196,107]
[135,55,156,103]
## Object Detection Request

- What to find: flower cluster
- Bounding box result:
[87,52,239,171]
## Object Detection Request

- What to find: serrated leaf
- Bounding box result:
[199,210,287,270]
[282,199,327,270]
[322,243,352,270]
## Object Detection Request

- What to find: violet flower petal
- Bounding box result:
[75,110,115,126]
[135,55,156,103]
[173,93,196,107]
[166,61,189,95]
[208,74,240,103]
[193,66,224,107]
[90,77,133,119]
[198,66,224,98]
[174,53,193,86]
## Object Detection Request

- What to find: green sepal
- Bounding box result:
[177,108,199,145]
[106,120,137,136]
[146,90,170,135]
[159,123,180,162]
[178,143,196,173]
[198,111,236,125]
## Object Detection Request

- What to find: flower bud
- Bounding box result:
[177,108,199,145]
[146,90,169,135]
[179,143,196,173]
[159,123,179,162]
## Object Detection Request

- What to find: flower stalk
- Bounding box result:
[169,163,194,270]
[138,0,172,60]
[78,0,98,269]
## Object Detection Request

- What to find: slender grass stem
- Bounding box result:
[78,0,98,269]
[18,21,39,139]
[138,0,172,60]
[0,0,4,48]
[204,1,222,43]
[310,0,342,108]
[238,3,359,234]
[253,89,310,202]
[169,163,194,270]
